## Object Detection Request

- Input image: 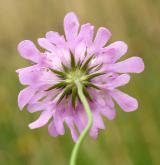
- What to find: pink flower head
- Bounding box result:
[17,12,144,142]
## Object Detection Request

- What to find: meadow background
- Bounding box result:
[0,0,160,164]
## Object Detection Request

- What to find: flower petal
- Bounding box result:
[45,31,66,46]
[94,27,112,48]
[18,87,37,110]
[57,48,70,65]
[16,64,37,74]
[77,23,94,46]
[28,91,47,104]
[18,40,40,62]
[18,67,41,85]
[48,121,59,137]
[110,89,138,112]
[54,110,65,135]
[74,106,87,133]
[95,94,116,120]
[17,66,57,85]
[28,109,53,129]
[108,57,144,73]
[27,102,49,113]
[38,38,56,52]
[101,41,128,63]
[100,106,116,120]
[75,42,86,61]
[106,74,130,89]
[65,118,78,142]
[64,12,79,41]
[90,111,105,139]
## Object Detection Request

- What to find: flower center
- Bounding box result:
[66,69,85,83]
[46,53,105,108]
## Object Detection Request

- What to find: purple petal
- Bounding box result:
[77,23,94,46]
[75,43,86,61]
[65,118,78,142]
[18,87,37,110]
[18,67,41,85]
[38,38,56,52]
[95,94,116,120]
[28,91,48,104]
[74,116,85,134]
[17,66,57,85]
[90,111,105,139]
[27,102,49,113]
[108,57,145,73]
[45,31,66,46]
[18,40,40,62]
[94,27,112,48]
[100,106,116,120]
[28,109,53,129]
[54,110,65,135]
[101,41,128,63]
[106,74,130,89]
[64,12,79,41]
[16,65,37,74]
[58,48,70,65]
[48,121,59,137]
[74,106,87,133]
[110,89,138,112]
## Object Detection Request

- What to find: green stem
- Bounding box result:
[69,81,93,165]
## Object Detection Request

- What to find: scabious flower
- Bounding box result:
[17,12,144,142]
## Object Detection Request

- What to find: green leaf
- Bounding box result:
[81,55,94,71]
[57,85,72,104]
[50,69,66,78]
[61,63,69,73]
[85,72,106,80]
[83,81,100,90]
[71,86,77,109]
[94,63,103,71]
[86,64,99,73]
[82,86,93,101]
[86,63,103,73]
[45,81,67,91]
[70,53,76,69]
[77,59,81,68]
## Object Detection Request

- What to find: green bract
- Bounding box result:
[46,53,105,108]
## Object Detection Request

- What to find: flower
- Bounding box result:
[17,12,144,142]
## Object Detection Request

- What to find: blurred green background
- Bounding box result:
[0,0,160,165]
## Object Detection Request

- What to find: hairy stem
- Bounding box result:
[69,81,93,165]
